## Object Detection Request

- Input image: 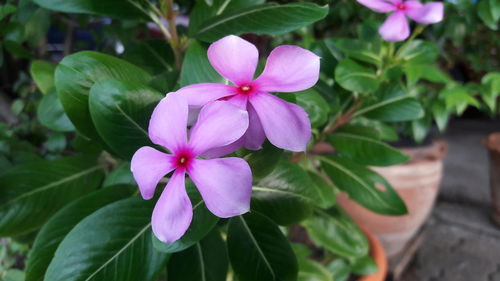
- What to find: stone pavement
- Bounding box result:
[401,119,500,281]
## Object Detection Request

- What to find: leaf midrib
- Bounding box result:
[1,165,101,208]
[196,3,319,35]
[238,216,275,280]
[319,157,394,210]
[252,186,314,203]
[353,95,409,117]
[84,222,151,281]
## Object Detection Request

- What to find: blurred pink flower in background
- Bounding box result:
[357,0,444,41]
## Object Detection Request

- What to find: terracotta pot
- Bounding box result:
[337,140,447,258]
[483,133,500,226]
[358,230,388,281]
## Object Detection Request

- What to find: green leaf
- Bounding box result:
[350,256,378,275]
[194,2,329,42]
[44,197,169,281]
[0,156,104,237]
[432,101,449,132]
[167,229,228,281]
[189,0,265,35]
[403,64,450,86]
[180,41,224,86]
[329,132,409,166]
[153,182,219,253]
[334,38,382,67]
[396,40,438,64]
[227,212,298,281]
[0,4,17,21]
[298,259,333,281]
[244,141,283,180]
[307,171,336,209]
[37,91,75,132]
[252,162,323,225]
[478,0,499,30]
[321,156,407,215]
[102,162,135,188]
[296,89,330,128]
[354,84,424,122]
[480,72,500,112]
[304,207,369,258]
[89,78,163,159]
[55,51,152,140]
[335,59,379,93]
[30,60,55,94]
[44,132,67,153]
[32,0,145,19]
[440,85,480,115]
[122,39,174,75]
[25,185,136,281]
[327,259,351,281]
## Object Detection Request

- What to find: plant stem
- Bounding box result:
[394,24,426,59]
[164,0,183,69]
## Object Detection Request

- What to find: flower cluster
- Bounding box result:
[357,0,444,41]
[131,35,320,242]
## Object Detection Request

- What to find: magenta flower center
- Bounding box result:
[237,84,254,95]
[174,150,193,170]
[396,3,407,11]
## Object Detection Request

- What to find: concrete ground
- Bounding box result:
[401,119,500,281]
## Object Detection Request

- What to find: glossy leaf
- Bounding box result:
[478,0,499,30]
[354,85,424,122]
[320,156,407,215]
[298,259,333,281]
[350,256,378,275]
[37,91,75,132]
[153,182,219,253]
[227,212,298,281]
[296,89,330,128]
[335,59,379,93]
[189,0,265,35]
[167,229,228,281]
[55,51,151,140]
[25,185,136,281]
[0,156,104,237]
[89,78,163,159]
[194,3,329,42]
[327,259,351,281]
[252,162,323,225]
[334,38,382,66]
[396,40,438,64]
[32,0,144,19]
[329,132,409,166]
[122,39,174,75]
[180,41,224,87]
[30,60,55,94]
[244,141,283,180]
[44,197,169,281]
[403,64,450,86]
[102,162,135,188]
[304,207,369,259]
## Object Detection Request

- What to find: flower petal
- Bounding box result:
[254,46,320,93]
[131,146,175,200]
[201,138,244,159]
[152,170,192,243]
[406,2,444,24]
[148,93,188,153]
[250,93,311,152]
[243,103,266,150]
[189,158,252,217]
[357,0,396,13]
[189,101,249,155]
[379,11,410,42]
[175,83,235,107]
[207,35,259,85]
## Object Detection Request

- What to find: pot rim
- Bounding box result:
[483,132,500,153]
[358,229,388,281]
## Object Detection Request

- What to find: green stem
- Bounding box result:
[394,24,426,58]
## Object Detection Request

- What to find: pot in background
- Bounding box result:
[358,230,387,281]
[337,140,447,258]
[483,133,500,226]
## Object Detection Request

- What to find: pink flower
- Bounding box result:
[176,35,320,155]
[131,93,252,242]
[357,0,444,41]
